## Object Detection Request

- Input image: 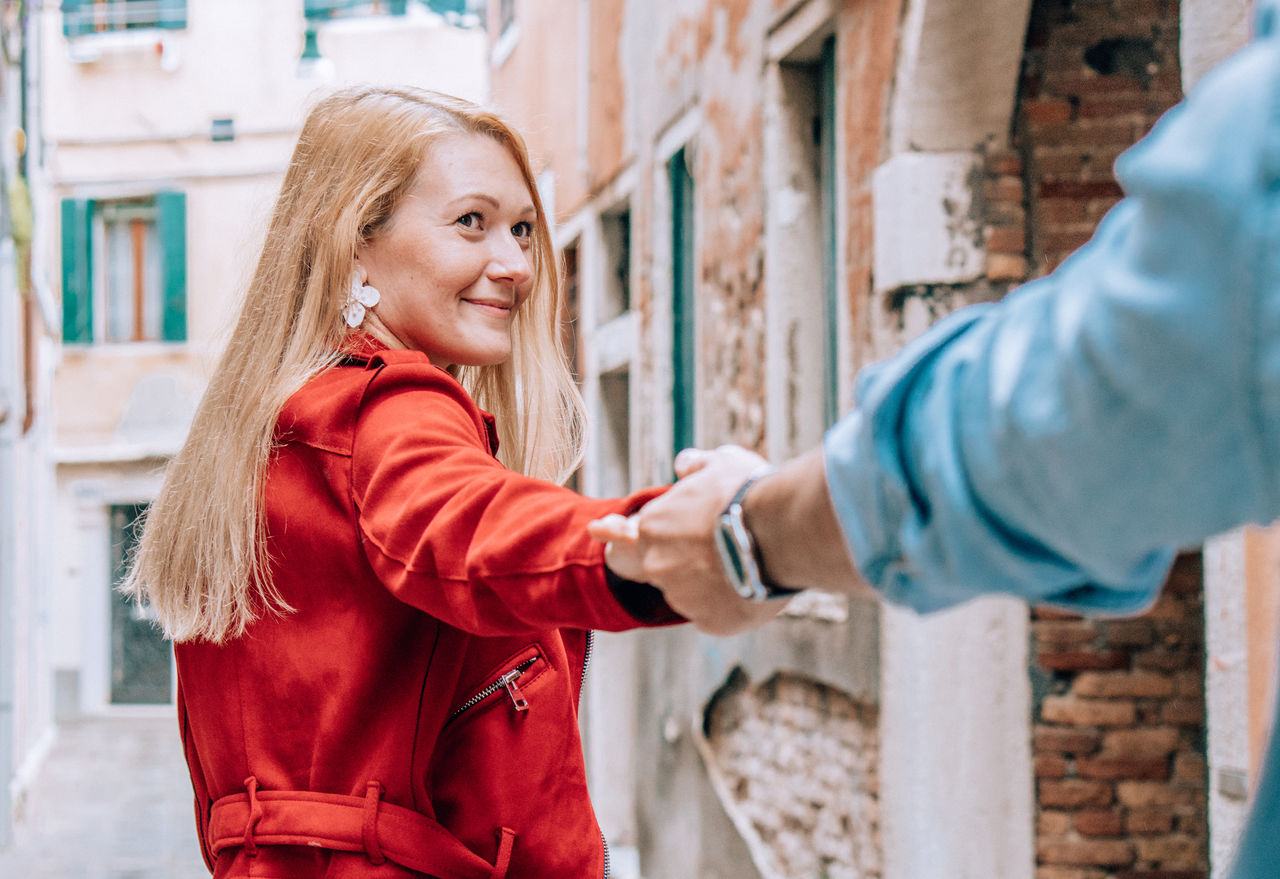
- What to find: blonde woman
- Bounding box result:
[125,86,682,878]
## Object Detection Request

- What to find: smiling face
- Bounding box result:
[356,131,537,370]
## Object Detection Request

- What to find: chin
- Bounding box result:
[454,350,513,369]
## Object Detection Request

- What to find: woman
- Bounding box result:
[124,86,679,878]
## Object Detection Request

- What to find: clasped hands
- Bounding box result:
[587,445,788,636]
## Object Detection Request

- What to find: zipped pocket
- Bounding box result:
[447,647,545,725]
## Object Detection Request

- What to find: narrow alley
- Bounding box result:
[0,715,207,878]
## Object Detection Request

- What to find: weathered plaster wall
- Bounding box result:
[1182,4,1274,875]
[1179,0,1252,87]
[492,0,1030,875]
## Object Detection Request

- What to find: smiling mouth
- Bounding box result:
[465,299,513,314]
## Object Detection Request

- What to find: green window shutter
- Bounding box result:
[819,35,839,427]
[61,0,93,38]
[156,191,187,342]
[427,0,466,15]
[60,197,94,343]
[669,148,696,456]
[305,0,361,20]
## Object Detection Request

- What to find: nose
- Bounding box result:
[486,230,533,289]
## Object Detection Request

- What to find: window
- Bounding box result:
[669,148,696,456]
[305,0,406,19]
[596,369,631,497]
[817,36,838,428]
[61,0,187,37]
[561,240,583,493]
[561,240,582,385]
[61,192,187,344]
[765,33,839,458]
[109,503,171,704]
[304,0,469,20]
[600,203,631,323]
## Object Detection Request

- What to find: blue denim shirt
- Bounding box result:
[823,4,1280,875]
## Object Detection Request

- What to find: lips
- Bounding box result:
[464,298,513,314]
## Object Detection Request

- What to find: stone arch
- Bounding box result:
[872,0,1034,301]
[888,0,1035,154]
[870,5,1038,879]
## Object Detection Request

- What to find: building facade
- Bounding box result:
[0,0,55,849]
[19,0,485,809]
[487,1,1273,877]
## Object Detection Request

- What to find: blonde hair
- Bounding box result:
[123,86,584,643]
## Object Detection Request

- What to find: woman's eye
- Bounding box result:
[512,221,533,240]
[456,212,482,229]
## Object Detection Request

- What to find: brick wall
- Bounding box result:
[1013,5,1202,876]
[701,669,880,879]
[1018,0,1183,275]
[1031,554,1208,879]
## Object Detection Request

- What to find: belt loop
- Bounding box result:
[489,827,516,879]
[242,776,263,857]
[362,780,386,865]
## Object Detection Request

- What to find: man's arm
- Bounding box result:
[592,23,1280,631]
[590,443,873,635]
[740,446,873,597]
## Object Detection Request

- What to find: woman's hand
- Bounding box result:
[588,445,786,636]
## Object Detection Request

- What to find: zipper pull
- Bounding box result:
[499,669,530,712]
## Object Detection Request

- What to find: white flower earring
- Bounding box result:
[343,270,381,328]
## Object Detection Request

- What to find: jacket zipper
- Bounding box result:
[580,629,594,704]
[582,631,607,879]
[448,656,537,722]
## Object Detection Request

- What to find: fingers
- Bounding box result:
[587,513,638,543]
[674,447,710,478]
[602,537,645,583]
[590,445,781,637]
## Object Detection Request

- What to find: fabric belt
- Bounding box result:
[207,777,515,879]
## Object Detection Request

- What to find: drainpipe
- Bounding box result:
[0,384,14,850]
[0,0,32,848]
[0,174,15,848]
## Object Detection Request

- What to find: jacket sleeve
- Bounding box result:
[350,360,680,635]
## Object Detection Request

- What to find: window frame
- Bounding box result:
[60,191,187,346]
[61,0,188,38]
[669,147,696,458]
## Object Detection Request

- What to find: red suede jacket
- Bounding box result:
[175,345,677,878]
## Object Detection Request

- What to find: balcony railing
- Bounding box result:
[60,0,187,37]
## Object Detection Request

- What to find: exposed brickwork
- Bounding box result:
[702,669,880,879]
[1017,0,1183,277]
[1012,4,1203,876]
[1031,554,1208,878]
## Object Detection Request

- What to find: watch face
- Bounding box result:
[715,516,758,599]
[715,522,747,583]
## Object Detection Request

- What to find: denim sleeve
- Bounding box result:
[824,28,1280,615]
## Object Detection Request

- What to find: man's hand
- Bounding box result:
[588,446,786,636]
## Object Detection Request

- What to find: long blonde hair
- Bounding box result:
[123,86,584,643]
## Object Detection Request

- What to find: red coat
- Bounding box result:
[175,344,678,878]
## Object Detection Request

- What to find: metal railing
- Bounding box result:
[60,0,187,37]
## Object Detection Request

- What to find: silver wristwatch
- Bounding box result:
[714,468,800,601]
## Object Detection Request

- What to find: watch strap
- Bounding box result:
[715,467,799,601]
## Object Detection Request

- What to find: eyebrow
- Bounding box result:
[450,192,537,217]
